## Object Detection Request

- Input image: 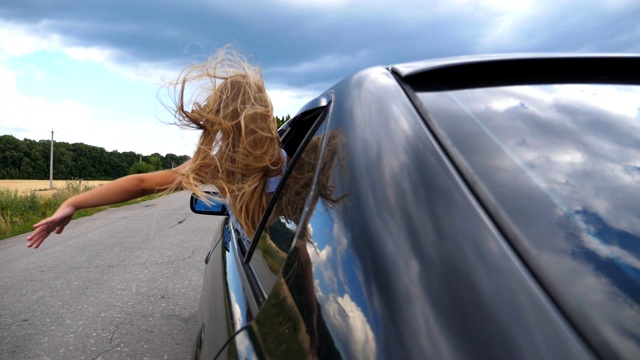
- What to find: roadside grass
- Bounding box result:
[0,180,161,241]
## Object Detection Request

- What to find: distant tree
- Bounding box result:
[274,114,291,129]
[28,139,49,178]
[53,142,74,179]
[162,153,190,169]
[105,150,130,178]
[148,153,163,171]
[19,157,36,179]
[0,135,192,180]
[0,135,28,178]
[130,162,155,174]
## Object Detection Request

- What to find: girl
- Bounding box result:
[26,46,285,249]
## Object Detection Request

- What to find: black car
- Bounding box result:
[190,54,640,359]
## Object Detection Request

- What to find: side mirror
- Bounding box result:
[190,191,229,216]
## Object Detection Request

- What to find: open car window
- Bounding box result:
[280,105,330,159]
[229,105,331,254]
[244,106,331,301]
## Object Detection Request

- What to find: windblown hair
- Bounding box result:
[275,130,345,225]
[168,46,281,239]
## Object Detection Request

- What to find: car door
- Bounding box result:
[211,103,332,359]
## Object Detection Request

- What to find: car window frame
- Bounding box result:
[244,101,332,263]
[226,96,333,310]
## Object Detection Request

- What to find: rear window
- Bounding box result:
[415,83,640,356]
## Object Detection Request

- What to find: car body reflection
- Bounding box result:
[192,55,640,360]
[418,83,640,357]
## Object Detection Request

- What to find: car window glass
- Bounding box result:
[415,83,640,355]
[231,107,330,253]
[248,116,329,295]
[250,123,351,359]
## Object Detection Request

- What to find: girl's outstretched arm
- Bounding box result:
[26,162,188,249]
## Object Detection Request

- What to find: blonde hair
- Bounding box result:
[168,46,281,239]
[275,130,345,225]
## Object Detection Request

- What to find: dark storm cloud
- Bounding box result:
[475,1,640,54]
[1,0,639,91]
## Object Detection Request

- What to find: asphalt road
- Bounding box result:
[0,191,223,360]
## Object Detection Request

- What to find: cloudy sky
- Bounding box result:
[0,0,638,156]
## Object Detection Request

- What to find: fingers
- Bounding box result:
[26,220,56,249]
[29,238,45,249]
[26,208,74,249]
[26,224,46,241]
[26,227,47,247]
[26,232,46,248]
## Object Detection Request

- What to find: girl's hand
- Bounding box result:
[26,203,76,249]
[24,165,186,249]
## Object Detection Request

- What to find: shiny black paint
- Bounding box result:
[194,219,227,358]
[199,218,258,359]
[192,55,640,359]
[260,67,588,359]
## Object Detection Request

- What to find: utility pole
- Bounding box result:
[49,129,54,190]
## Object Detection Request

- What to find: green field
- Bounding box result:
[0,180,160,240]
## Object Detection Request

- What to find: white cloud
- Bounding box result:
[0,20,195,155]
[229,291,243,332]
[0,61,196,155]
[0,20,174,85]
[0,20,317,144]
[62,45,178,85]
[0,64,18,101]
[551,152,585,164]
[0,21,60,59]
[459,83,640,238]
[64,45,178,85]
[267,86,318,117]
[554,84,640,118]
[0,63,93,133]
[62,46,114,63]
[1,0,636,157]
[580,229,640,271]
[323,293,377,360]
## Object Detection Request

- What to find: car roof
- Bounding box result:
[390,53,640,91]
[390,53,640,77]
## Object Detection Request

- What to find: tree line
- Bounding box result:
[0,135,190,180]
[1,115,292,180]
